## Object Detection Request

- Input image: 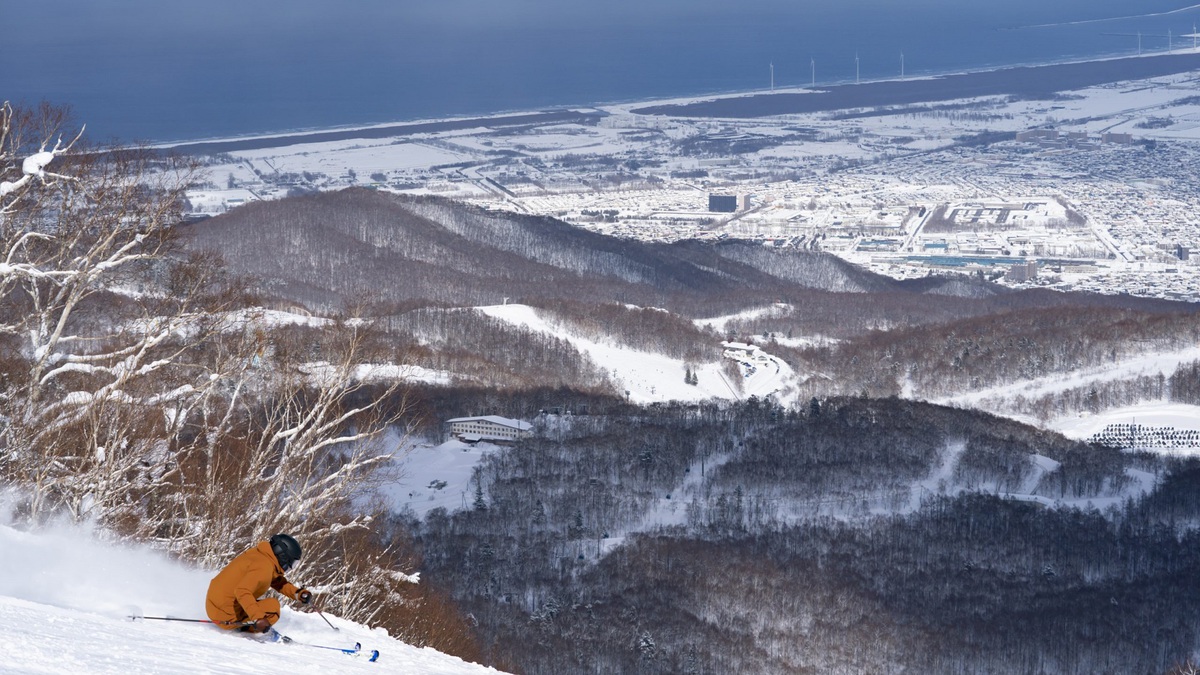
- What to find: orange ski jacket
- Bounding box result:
[205,541,301,627]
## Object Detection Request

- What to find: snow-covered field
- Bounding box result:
[384,439,501,519]
[0,515,499,674]
[1049,400,1200,452]
[233,140,475,177]
[478,303,768,403]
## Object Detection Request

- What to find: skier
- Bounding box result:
[206,534,314,633]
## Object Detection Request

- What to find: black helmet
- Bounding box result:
[269,534,302,571]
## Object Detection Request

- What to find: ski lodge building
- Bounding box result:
[446,415,534,444]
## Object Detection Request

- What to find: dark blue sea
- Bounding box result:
[7,0,1200,143]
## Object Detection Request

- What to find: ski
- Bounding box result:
[128,615,379,662]
[271,629,380,662]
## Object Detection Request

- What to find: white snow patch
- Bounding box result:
[1049,401,1200,441]
[694,304,791,333]
[478,303,746,403]
[384,438,502,518]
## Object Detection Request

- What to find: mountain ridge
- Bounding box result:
[181,188,953,314]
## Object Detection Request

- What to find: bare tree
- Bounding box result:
[0,103,420,619]
[153,314,420,623]
[0,101,215,523]
[0,102,441,642]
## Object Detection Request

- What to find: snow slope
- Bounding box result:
[384,438,501,519]
[477,303,795,403]
[935,345,1200,410]
[0,517,500,675]
[478,303,732,402]
[1051,401,1200,441]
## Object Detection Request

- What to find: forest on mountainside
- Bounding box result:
[181,189,817,313]
[397,395,1200,674]
[361,294,1200,422]
[784,305,1200,401]
[178,189,1200,425]
[182,189,1184,325]
[130,180,1200,671]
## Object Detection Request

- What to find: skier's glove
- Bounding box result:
[298,589,313,605]
[253,618,271,633]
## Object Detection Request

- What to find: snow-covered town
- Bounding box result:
[181,56,1200,301]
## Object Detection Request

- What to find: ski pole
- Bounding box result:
[293,582,338,631]
[312,605,339,631]
[129,615,252,628]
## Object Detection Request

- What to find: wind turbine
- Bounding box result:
[855,52,860,84]
[810,57,815,87]
[900,51,905,79]
[770,62,775,92]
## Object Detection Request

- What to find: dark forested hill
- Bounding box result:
[181,189,1184,328]
[182,188,883,313]
[179,188,1200,400]
[399,394,1200,674]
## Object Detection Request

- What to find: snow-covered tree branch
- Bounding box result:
[0,105,248,528]
[152,314,418,621]
[1,101,421,636]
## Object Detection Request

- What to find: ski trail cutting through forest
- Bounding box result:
[934,345,1200,410]
[600,451,736,555]
[909,439,967,510]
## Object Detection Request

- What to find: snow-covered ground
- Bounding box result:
[478,303,773,403]
[0,515,500,674]
[384,438,501,519]
[1051,401,1200,441]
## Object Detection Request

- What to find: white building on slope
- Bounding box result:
[446,415,534,444]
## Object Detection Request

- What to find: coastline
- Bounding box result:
[163,50,1200,155]
[163,109,603,156]
[633,51,1200,118]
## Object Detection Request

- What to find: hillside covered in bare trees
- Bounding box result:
[181,188,1200,407]
[173,188,1200,672]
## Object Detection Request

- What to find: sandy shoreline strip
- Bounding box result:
[164,109,601,155]
[165,51,1200,155]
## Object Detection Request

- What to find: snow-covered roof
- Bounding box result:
[722,341,762,352]
[446,415,533,431]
